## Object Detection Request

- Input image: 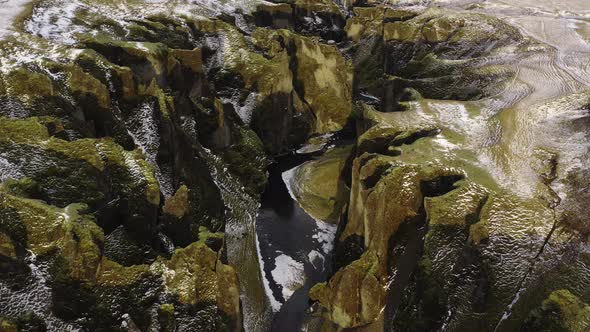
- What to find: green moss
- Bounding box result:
[0,317,17,332]
[151,240,239,321]
[0,116,49,141]
[198,22,352,135]
[425,182,488,227]
[1,177,42,199]
[197,226,224,244]
[309,251,382,328]
[0,206,26,246]
[159,303,175,315]
[226,26,293,96]
[525,290,590,332]
[384,8,519,47]
[309,282,327,302]
[97,258,151,287]
[423,16,464,42]
[256,2,292,16]
[546,290,590,331]
[152,242,218,305]
[345,7,385,41]
[158,303,176,332]
[14,311,47,332]
[125,17,194,49]
[290,33,353,133]
[294,0,340,15]
[289,146,351,223]
[0,232,16,259]
[163,185,189,218]
[383,21,420,41]
[67,65,112,110]
[221,128,268,196]
[169,48,203,74]
[0,116,161,210]
[2,67,55,98]
[0,117,104,169]
[468,220,489,246]
[79,35,170,80]
[93,140,161,206]
[0,190,104,281]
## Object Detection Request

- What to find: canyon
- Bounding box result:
[0,0,589,331]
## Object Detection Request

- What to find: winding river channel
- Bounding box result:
[247,0,590,330]
[0,0,588,331]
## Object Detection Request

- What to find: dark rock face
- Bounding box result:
[306,4,590,332]
[0,4,273,331]
[0,1,589,331]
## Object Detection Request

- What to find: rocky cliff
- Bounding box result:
[0,0,589,332]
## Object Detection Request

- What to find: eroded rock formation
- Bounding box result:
[0,0,589,332]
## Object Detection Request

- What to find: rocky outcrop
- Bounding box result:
[256,0,346,41]
[306,4,590,332]
[0,0,357,330]
[524,289,590,332]
[1,1,589,331]
[285,146,351,223]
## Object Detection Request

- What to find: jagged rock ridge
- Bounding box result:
[0,1,589,332]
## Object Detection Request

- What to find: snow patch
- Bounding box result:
[255,232,283,312]
[313,220,337,254]
[271,254,306,301]
[281,166,298,204]
[0,0,31,39]
[308,250,325,272]
[0,155,24,182]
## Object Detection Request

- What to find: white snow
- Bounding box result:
[308,250,325,271]
[312,220,337,254]
[25,0,82,45]
[281,167,298,204]
[0,155,24,182]
[238,92,258,125]
[255,232,283,312]
[125,101,174,198]
[271,254,306,301]
[0,0,31,39]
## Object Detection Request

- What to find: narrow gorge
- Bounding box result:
[0,0,589,331]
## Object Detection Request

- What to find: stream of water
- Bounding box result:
[255,149,339,331]
[0,1,589,331]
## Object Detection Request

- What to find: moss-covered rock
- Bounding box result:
[163,185,189,218]
[310,251,382,328]
[525,290,590,332]
[157,303,177,332]
[345,6,418,42]
[14,312,47,332]
[0,116,160,240]
[254,3,293,29]
[0,232,16,260]
[289,33,353,132]
[1,177,42,200]
[344,7,524,106]
[255,28,353,131]
[286,146,351,223]
[0,191,103,281]
[2,67,55,99]
[0,317,17,332]
[192,21,353,152]
[151,242,241,327]
[97,258,151,287]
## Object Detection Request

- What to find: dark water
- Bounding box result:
[256,150,336,331]
[255,129,356,331]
